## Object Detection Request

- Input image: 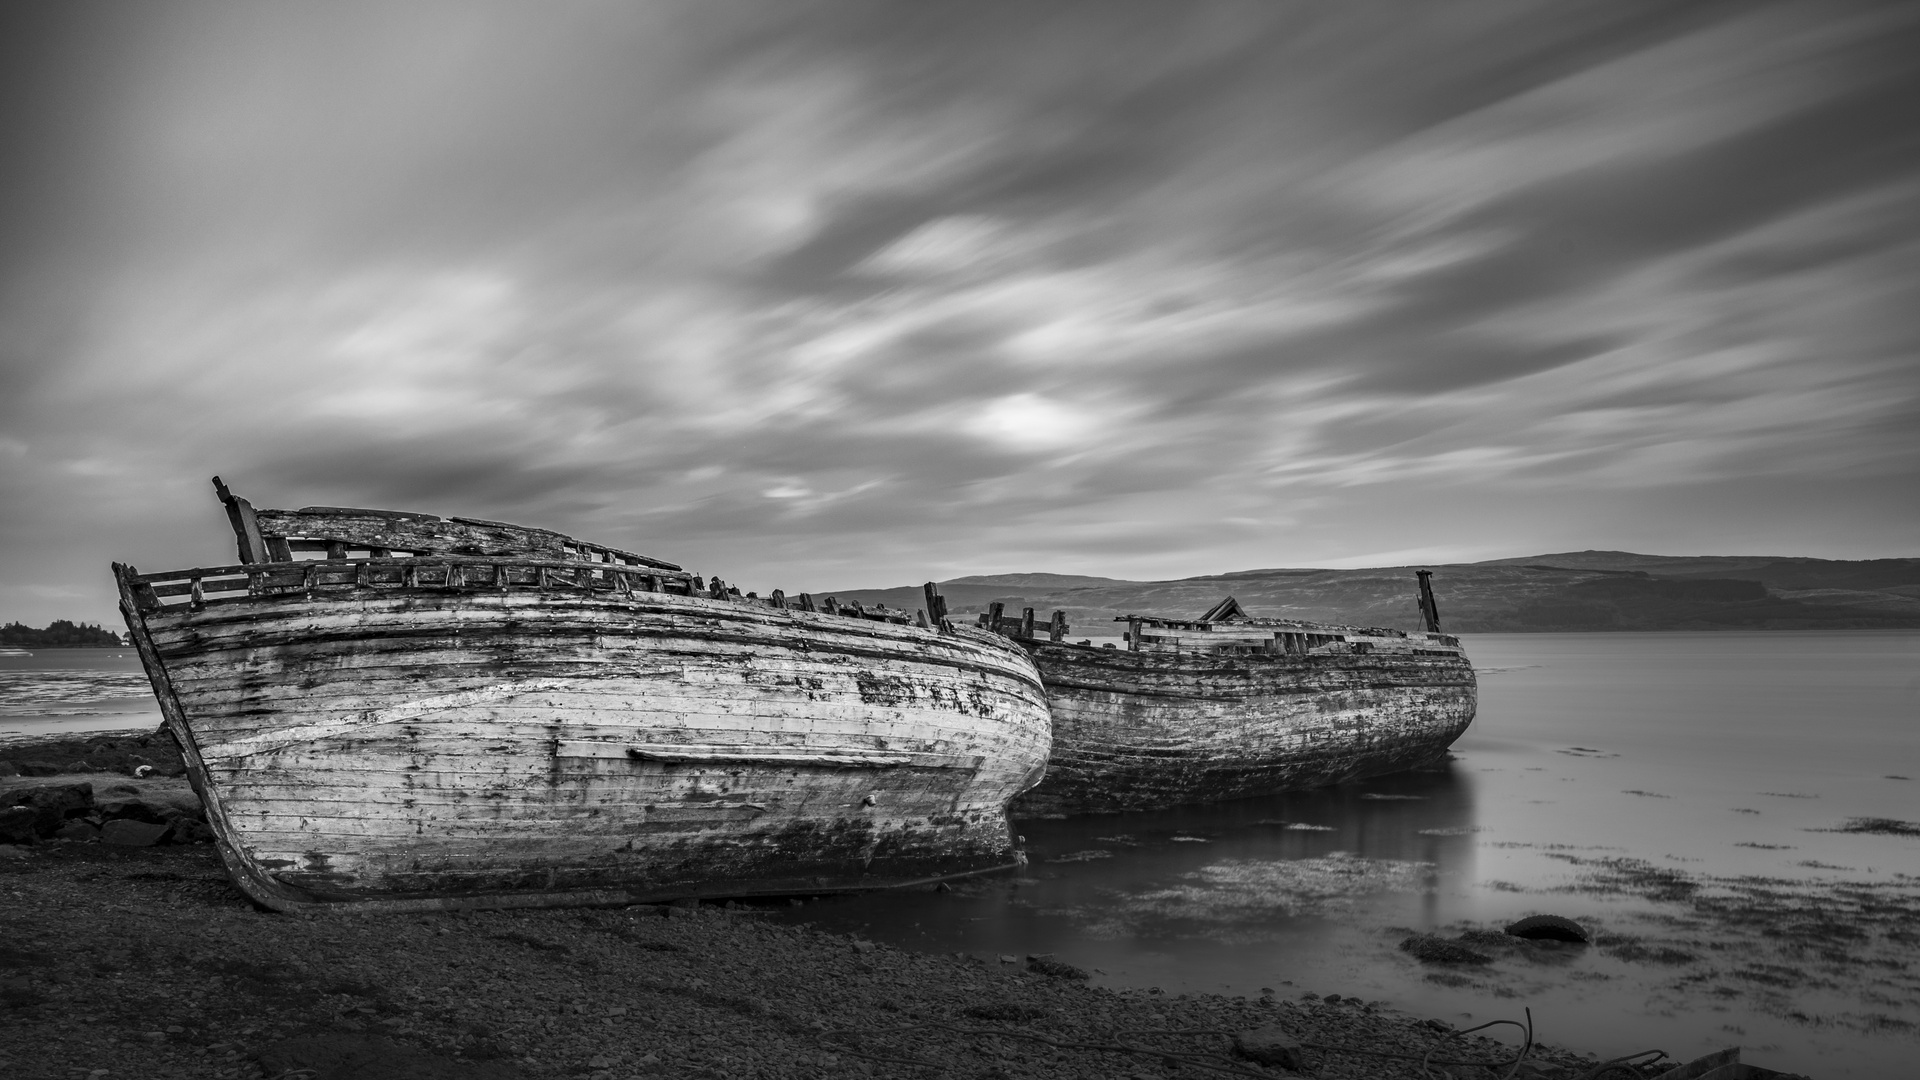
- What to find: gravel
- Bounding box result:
[0,839,1640,1080]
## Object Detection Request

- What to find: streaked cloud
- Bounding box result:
[1,0,1916,624]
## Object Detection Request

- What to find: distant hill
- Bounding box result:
[0,620,125,648]
[819,552,1920,634]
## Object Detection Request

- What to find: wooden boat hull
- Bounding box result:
[1010,642,1475,817]
[115,570,1050,912]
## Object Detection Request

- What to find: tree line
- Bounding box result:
[0,620,125,647]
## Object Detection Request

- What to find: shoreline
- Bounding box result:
[0,732,1641,1079]
[1,838,1629,1080]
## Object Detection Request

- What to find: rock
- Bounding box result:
[0,806,38,844]
[101,819,171,847]
[998,953,1019,964]
[53,820,99,842]
[1026,955,1090,980]
[94,794,173,824]
[171,818,216,843]
[1510,1060,1570,1079]
[16,762,61,777]
[8,782,95,834]
[1504,915,1589,943]
[851,940,876,954]
[1232,1025,1305,1070]
[1400,935,1493,965]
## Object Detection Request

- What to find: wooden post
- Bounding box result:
[1049,610,1067,642]
[986,602,1005,636]
[1415,570,1443,633]
[797,593,816,612]
[1128,617,1142,652]
[1019,607,1036,640]
[212,477,268,565]
[770,589,787,609]
[915,608,929,628]
[922,582,950,632]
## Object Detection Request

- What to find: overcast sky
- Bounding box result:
[3,1,1917,627]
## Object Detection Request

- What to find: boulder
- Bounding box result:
[0,806,38,845]
[1026,954,1090,980]
[53,820,100,842]
[16,762,60,777]
[95,795,174,824]
[7,782,95,834]
[171,818,216,843]
[102,819,171,847]
[1232,1025,1305,1071]
[1503,915,1589,943]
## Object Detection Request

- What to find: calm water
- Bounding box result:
[777,632,1920,1078]
[0,648,155,742]
[6,635,1916,1074]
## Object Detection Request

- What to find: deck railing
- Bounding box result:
[118,557,919,626]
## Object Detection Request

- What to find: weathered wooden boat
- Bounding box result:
[111,479,1050,913]
[953,572,1475,816]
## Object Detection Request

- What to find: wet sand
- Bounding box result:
[0,836,1639,1080]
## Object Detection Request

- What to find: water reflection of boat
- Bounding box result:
[111,479,1050,913]
[962,573,1476,816]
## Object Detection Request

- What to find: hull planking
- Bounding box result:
[1011,641,1475,816]
[115,560,1050,913]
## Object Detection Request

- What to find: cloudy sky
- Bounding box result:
[3,1,1917,626]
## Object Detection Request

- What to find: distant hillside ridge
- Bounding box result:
[819,552,1920,634]
[0,620,126,648]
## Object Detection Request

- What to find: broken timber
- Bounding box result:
[111,480,1050,913]
[975,577,1476,816]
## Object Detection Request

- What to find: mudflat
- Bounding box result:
[0,835,1636,1080]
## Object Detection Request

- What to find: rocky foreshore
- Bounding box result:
[0,734,1675,1080]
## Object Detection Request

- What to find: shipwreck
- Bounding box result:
[959,572,1477,816]
[111,480,1050,913]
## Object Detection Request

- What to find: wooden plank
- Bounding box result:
[127,581,1050,911]
[555,742,984,770]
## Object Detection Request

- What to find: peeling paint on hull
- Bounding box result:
[1010,642,1476,817]
[115,577,1051,913]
